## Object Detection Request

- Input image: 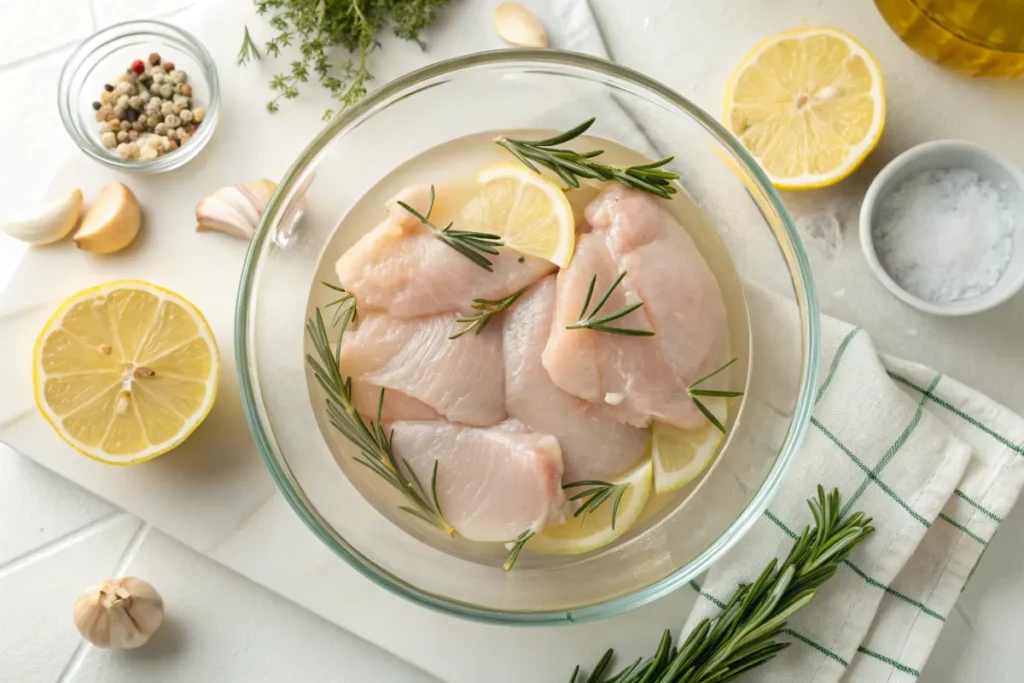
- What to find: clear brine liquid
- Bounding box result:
[305,131,751,567]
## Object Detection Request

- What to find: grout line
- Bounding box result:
[0,511,124,579]
[0,41,79,75]
[54,520,150,683]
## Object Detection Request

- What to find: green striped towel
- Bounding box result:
[682,293,1024,682]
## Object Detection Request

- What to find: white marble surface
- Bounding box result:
[2,0,1024,681]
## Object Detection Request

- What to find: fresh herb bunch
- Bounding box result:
[240,0,452,119]
[570,487,875,682]
[496,118,680,199]
[306,298,454,536]
[567,271,655,337]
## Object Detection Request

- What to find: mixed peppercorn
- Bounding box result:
[92,53,205,161]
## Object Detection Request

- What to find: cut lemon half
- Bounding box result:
[528,459,653,555]
[33,280,219,466]
[469,163,576,267]
[652,398,727,494]
[724,26,886,190]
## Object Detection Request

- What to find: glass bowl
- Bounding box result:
[236,50,820,624]
[58,20,219,173]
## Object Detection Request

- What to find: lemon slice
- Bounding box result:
[470,163,576,267]
[652,398,727,494]
[529,459,653,555]
[723,26,886,190]
[33,280,219,465]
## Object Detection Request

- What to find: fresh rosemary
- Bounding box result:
[448,288,526,340]
[322,281,357,326]
[564,480,631,530]
[237,25,261,66]
[689,358,743,434]
[396,185,503,272]
[567,272,655,337]
[305,303,454,536]
[503,530,534,572]
[570,486,875,682]
[495,118,679,199]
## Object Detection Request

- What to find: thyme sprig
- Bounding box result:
[237,25,262,66]
[397,185,503,272]
[503,530,534,571]
[567,272,655,337]
[570,487,875,682]
[449,288,526,340]
[689,358,743,434]
[306,302,453,536]
[496,118,679,199]
[321,281,357,325]
[563,480,631,530]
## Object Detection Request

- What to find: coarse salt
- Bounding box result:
[872,168,1015,303]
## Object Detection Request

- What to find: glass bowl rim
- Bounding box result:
[57,18,221,173]
[235,48,821,625]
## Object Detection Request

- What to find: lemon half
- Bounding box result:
[724,26,886,190]
[652,398,727,494]
[33,280,219,465]
[470,163,576,267]
[529,459,653,555]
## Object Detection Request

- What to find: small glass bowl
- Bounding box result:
[58,20,219,173]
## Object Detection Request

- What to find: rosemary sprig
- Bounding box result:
[689,358,743,434]
[571,486,875,682]
[566,272,655,337]
[503,530,534,571]
[237,25,262,66]
[321,281,357,326]
[495,118,679,199]
[305,303,454,536]
[448,288,526,340]
[563,480,631,529]
[396,185,503,272]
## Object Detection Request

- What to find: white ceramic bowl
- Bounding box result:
[860,140,1024,316]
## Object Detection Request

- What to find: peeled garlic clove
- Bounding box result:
[73,183,142,254]
[495,2,548,48]
[196,179,278,240]
[1,189,83,245]
[73,576,164,649]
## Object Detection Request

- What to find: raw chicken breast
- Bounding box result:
[340,311,506,427]
[349,380,440,423]
[504,277,647,481]
[336,184,555,318]
[390,420,566,541]
[543,187,727,429]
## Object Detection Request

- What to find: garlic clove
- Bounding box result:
[1,189,83,245]
[73,183,142,254]
[494,2,548,48]
[196,179,278,240]
[73,576,164,649]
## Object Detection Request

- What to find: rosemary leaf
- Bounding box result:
[567,271,655,337]
[563,480,632,530]
[503,529,534,571]
[496,118,680,199]
[397,185,503,271]
[569,486,874,682]
[449,288,526,339]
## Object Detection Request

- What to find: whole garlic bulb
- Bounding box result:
[73,577,164,649]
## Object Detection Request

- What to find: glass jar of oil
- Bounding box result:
[876,0,1024,77]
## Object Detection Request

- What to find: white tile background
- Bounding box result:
[2,1,1024,681]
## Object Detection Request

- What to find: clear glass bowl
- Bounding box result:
[236,50,820,624]
[58,20,219,173]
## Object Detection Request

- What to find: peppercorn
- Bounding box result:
[116,94,130,108]
[179,109,194,124]
[171,103,183,115]
[119,120,132,132]
[132,121,145,132]
[131,59,145,74]
[128,129,140,141]
[147,115,161,128]
[154,122,168,136]
[100,131,117,149]
[125,108,139,122]
[159,84,174,98]
[162,61,175,72]
[192,106,205,123]
[149,83,161,95]
[108,118,121,129]
[112,105,127,120]
[164,114,181,128]
[128,96,143,110]
[104,83,114,92]
[116,130,129,143]
[179,83,192,97]
[115,81,133,96]
[148,52,161,65]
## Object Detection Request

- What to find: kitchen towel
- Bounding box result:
[677,286,1024,683]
